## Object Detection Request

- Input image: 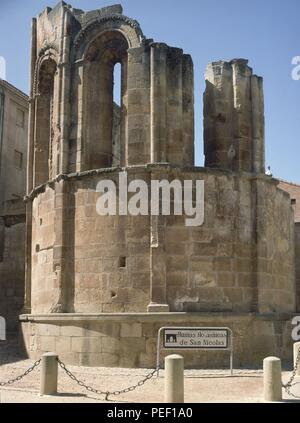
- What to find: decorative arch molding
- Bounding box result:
[33,45,59,96]
[72,14,145,61]
[79,29,129,170]
[33,45,59,186]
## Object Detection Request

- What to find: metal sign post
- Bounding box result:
[0,316,6,341]
[156,326,233,376]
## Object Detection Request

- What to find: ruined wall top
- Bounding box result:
[35,2,146,58]
[203,59,265,173]
[29,2,194,188]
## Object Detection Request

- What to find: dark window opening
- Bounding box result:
[119,256,126,268]
[14,150,23,169]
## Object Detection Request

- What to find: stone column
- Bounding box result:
[204,61,234,169]
[148,43,169,312]
[126,45,151,166]
[48,9,72,313]
[72,60,84,172]
[150,43,168,163]
[182,54,194,166]
[165,48,183,165]
[59,9,71,174]
[251,75,265,173]
[51,178,68,312]
[148,168,169,312]
[23,18,37,314]
[231,59,253,172]
[120,57,128,167]
[204,59,265,173]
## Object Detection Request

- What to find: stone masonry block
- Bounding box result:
[120,323,142,338]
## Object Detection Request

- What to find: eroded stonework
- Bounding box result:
[20,2,299,367]
[0,80,28,333]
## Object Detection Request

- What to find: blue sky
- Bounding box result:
[0,0,299,182]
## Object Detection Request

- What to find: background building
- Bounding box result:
[0,79,28,334]
[279,179,300,317]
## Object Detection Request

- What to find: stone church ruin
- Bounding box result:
[2,2,297,368]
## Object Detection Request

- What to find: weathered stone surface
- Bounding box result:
[204,60,265,173]
[20,313,294,368]
[16,2,299,368]
[0,80,28,332]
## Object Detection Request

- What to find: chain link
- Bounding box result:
[57,358,159,401]
[2,351,297,400]
[282,347,300,399]
[0,359,41,387]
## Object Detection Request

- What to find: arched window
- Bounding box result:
[83,31,128,170]
[34,58,57,186]
[112,62,122,166]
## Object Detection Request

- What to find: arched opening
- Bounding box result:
[113,62,121,107]
[83,31,128,170]
[112,62,121,166]
[34,58,57,186]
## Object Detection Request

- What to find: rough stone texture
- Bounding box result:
[0,80,28,332]
[20,313,293,368]
[0,80,28,206]
[19,2,298,367]
[278,180,300,223]
[27,167,295,315]
[204,60,265,173]
[277,180,300,311]
[0,216,26,331]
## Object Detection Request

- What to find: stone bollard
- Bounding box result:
[164,354,184,403]
[263,356,282,402]
[40,352,58,395]
[293,342,300,376]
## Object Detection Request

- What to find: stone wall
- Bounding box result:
[277,181,300,310]
[204,59,264,173]
[20,313,294,368]
[0,80,28,333]
[0,80,28,207]
[28,166,296,315]
[0,213,25,331]
[278,180,300,223]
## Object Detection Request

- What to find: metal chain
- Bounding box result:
[282,347,300,399]
[57,358,159,401]
[0,359,41,387]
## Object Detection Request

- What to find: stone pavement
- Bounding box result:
[0,357,300,403]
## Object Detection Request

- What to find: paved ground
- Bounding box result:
[0,356,300,403]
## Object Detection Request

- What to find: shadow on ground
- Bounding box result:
[0,329,27,365]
